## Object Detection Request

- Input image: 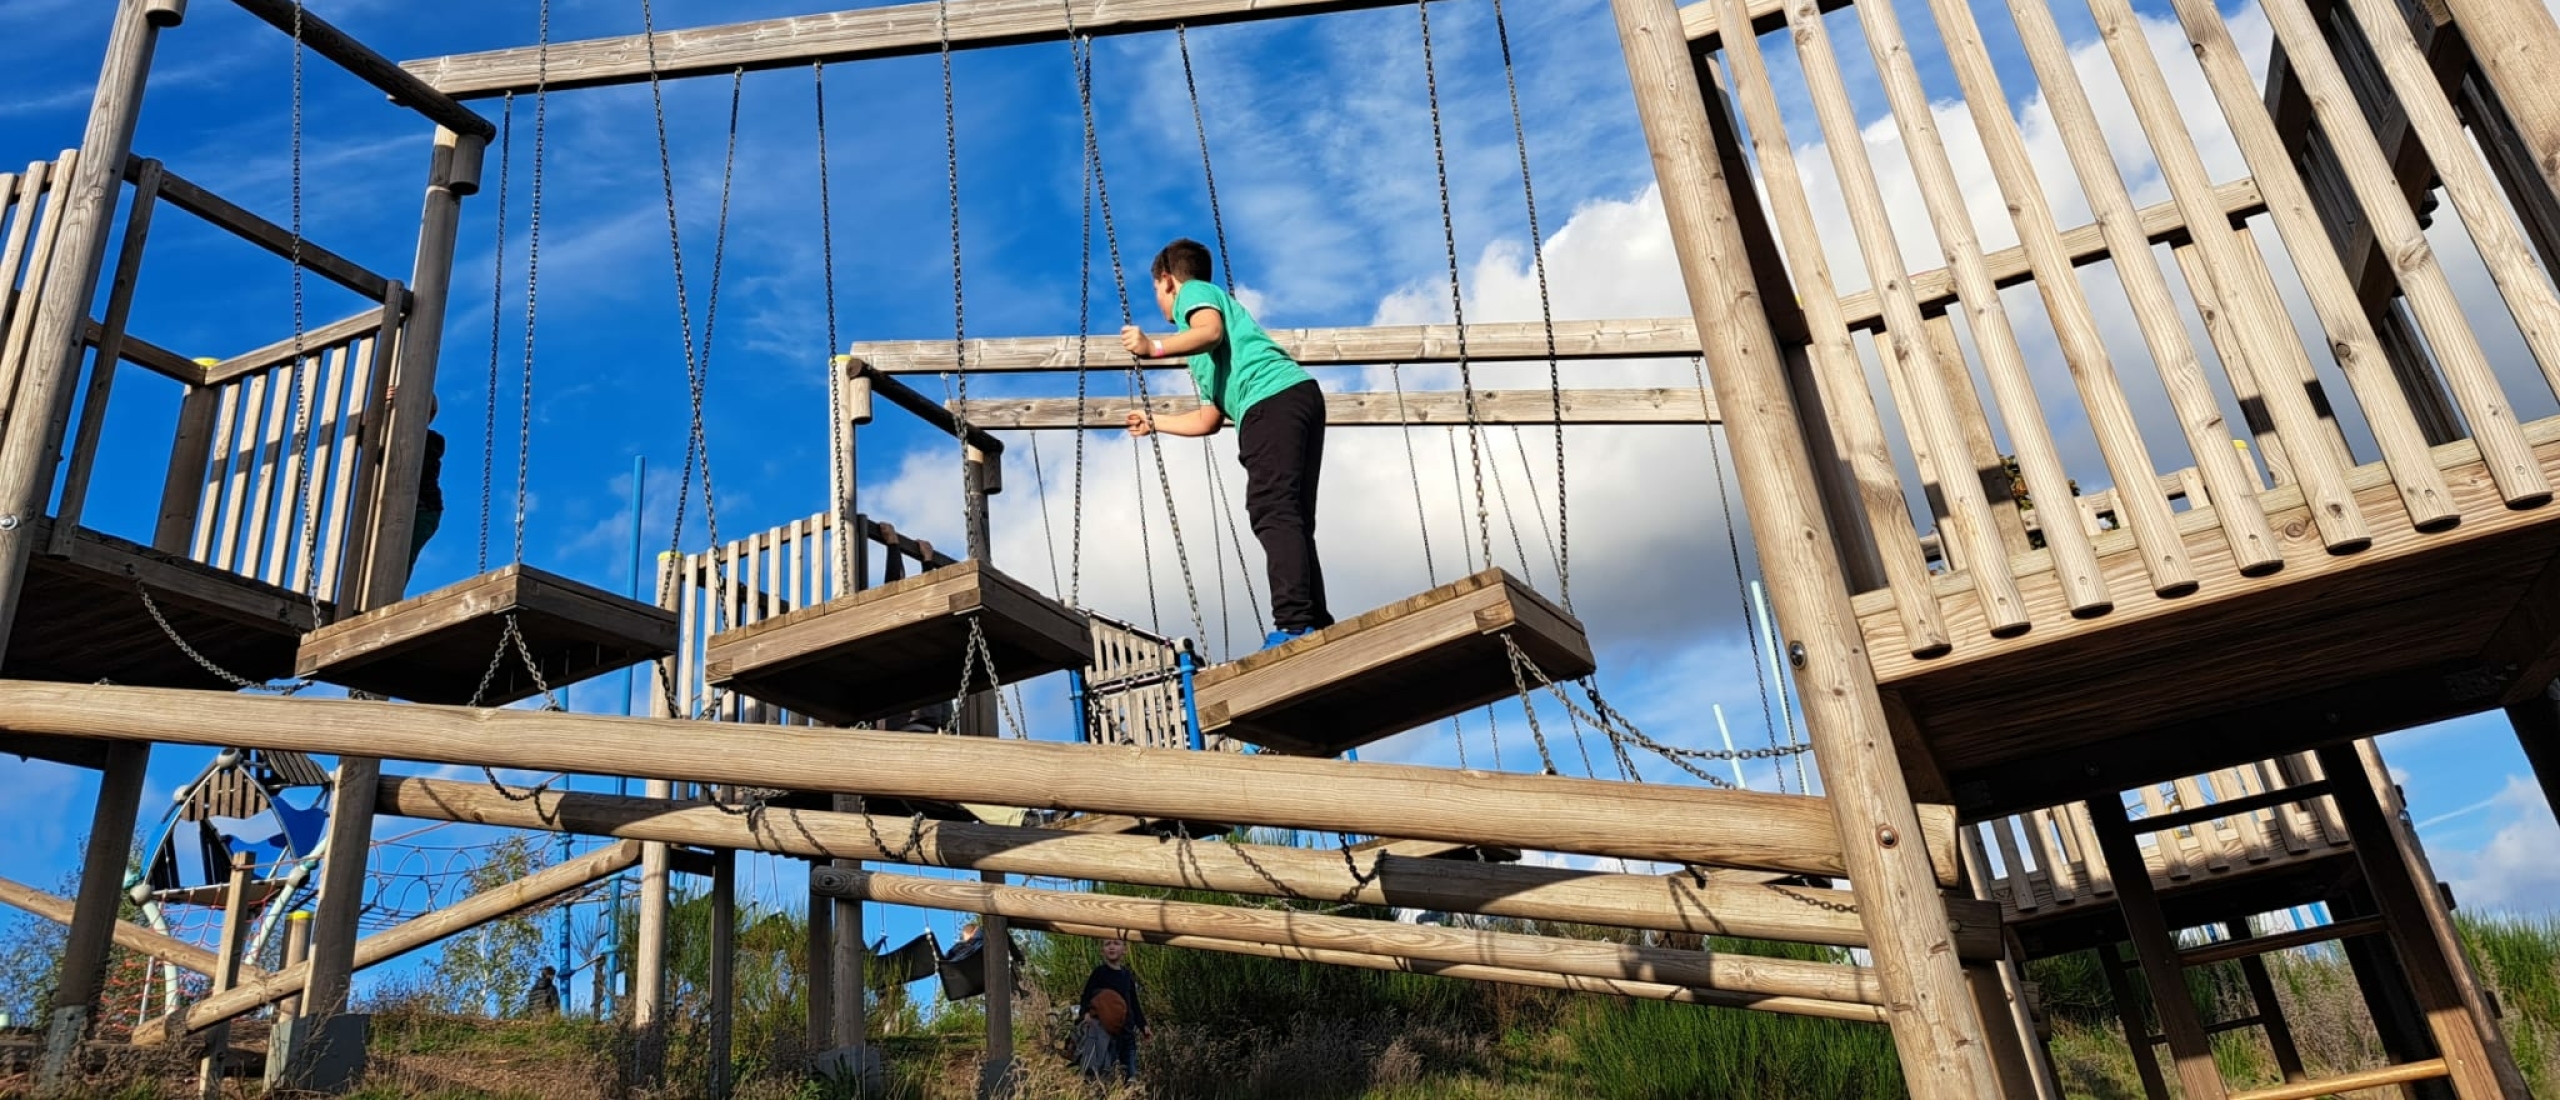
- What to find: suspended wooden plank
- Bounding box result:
[1194,569,1595,757]
[7,519,317,691]
[704,559,1092,727]
[295,564,677,706]
[1349,837,1524,863]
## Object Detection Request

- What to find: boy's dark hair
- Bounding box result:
[1150,239,1214,284]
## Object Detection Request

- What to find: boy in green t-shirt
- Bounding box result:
[1120,239,1333,648]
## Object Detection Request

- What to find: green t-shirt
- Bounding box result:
[1172,280,1312,422]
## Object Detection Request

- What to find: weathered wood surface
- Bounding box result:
[2226,1060,2450,1100]
[196,307,387,388]
[376,775,1997,955]
[854,318,1707,374]
[953,387,1721,429]
[0,680,1962,882]
[1193,568,1595,756]
[225,0,495,139]
[9,519,316,690]
[131,160,391,302]
[130,840,641,1045]
[0,872,254,981]
[706,559,1090,726]
[296,563,677,706]
[404,0,1421,97]
[1023,916,1887,1022]
[1618,0,2004,1091]
[818,867,1886,1004]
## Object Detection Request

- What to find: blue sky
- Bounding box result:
[2,0,2556,1021]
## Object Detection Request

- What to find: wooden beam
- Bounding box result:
[0,871,260,981]
[0,732,110,769]
[2226,1060,2448,1100]
[132,160,393,302]
[1677,0,1853,50]
[817,866,1885,1005]
[1611,0,2001,1094]
[1023,916,1889,1023]
[2088,795,2229,1099]
[2176,913,2386,966]
[374,775,2001,957]
[0,680,1962,883]
[132,839,641,1045]
[198,306,388,387]
[43,741,149,1085]
[223,0,495,140]
[401,0,1417,99]
[52,158,163,552]
[842,361,1004,454]
[83,319,205,384]
[848,318,1707,374]
[954,387,1720,430]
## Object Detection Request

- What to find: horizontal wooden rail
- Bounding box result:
[953,387,1721,429]
[125,158,394,301]
[1023,916,1888,1022]
[199,306,387,386]
[841,359,1004,453]
[82,318,203,384]
[818,866,1887,1005]
[374,775,2001,956]
[2178,914,2387,966]
[1679,0,1852,49]
[2227,1059,2447,1100]
[2131,780,2332,838]
[130,839,639,1044]
[0,681,1962,883]
[401,0,1418,98]
[225,0,495,140]
[847,318,1708,374]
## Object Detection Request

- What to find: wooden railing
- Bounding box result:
[1681,0,2560,657]
[1971,754,2346,919]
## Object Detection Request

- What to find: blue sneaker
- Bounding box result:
[1263,627,1313,650]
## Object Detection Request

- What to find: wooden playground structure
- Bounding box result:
[4,0,2560,1096]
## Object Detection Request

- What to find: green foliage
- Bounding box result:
[1560,994,1904,1099]
[2461,911,2560,1095]
[0,866,75,1024]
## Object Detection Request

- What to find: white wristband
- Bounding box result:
[1150,339,1165,358]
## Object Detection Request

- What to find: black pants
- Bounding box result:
[1237,380,1332,631]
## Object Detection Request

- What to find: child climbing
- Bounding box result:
[1121,238,1333,648]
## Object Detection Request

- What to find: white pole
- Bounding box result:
[1713,704,1748,789]
[1749,580,1813,794]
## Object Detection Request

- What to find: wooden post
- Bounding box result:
[276,755,379,1088]
[2433,0,2560,209]
[38,740,150,1092]
[707,848,735,1100]
[278,910,311,1019]
[2506,680,2560,836]
[960,447,1012,1097]
[2096,943,2172,1100]
[0,0,174,671]
[198,852,254,1100]
[2086,795,2227,1099]
[1605,1,2002,1094]
[2318,742,2516,1098]
[634,777,671,1084]
[50,157,162,554]
[827,793,871,1083]
[350,126,479,613]
[805,869,833,1057]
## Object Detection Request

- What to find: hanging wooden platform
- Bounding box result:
[294,564,677,706]
[10,519,320,691]
[1350,837,1523,863]
[703,559,1092,727]
[1193,569,1595,757]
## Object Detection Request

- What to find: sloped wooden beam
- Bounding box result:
[0,872,261,981]
[0,680,1961,883]
[402,0,1416,99]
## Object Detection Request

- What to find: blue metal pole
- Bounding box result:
[1177,640,1205,752]
[1068,670,1090,743]
[602,455,643,1017]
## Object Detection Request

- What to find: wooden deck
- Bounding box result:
[10,519,319,691]
[1193,569,1595,757]
[295,564,677,706]
[1868,424,2560,815]
[703,559,1091,727]
[1974,757,2359,957]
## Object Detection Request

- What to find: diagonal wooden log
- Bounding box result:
[816,867,1885,1006]
[128,840,641,1046]
[1022,917,1888,1023]
[376,775,2002,958]
[0,873,264,981]
[0,681,1960,883]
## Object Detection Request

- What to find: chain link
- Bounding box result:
[481,96,510,574]
[1489,0,1571,612]
[1501,634,1809,793]
[516,3,550,567]
[283,3,325,624]
[816,62,854,591]
[1416,0,1491,571]
[135,580,308,694]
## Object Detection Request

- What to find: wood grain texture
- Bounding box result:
[953,387,1721,429]
[376,775,2001,956]
[0,872,252,980]
[294,563,678,705]
[817,867,1885,1004]
[0,679,1960,882]
[225,0,495,139]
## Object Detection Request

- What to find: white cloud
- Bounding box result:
[2435,776,2560,915]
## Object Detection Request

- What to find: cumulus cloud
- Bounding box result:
[2435,776,2560,915]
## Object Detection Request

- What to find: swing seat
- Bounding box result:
[1193,568,1595,757]
[703,559,1092,728]
[295,563,678,706]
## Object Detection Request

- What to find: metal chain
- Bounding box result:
[284,3,325,623]
[468,613,557,802]
[1417,0,1491,570]
[817,62,854,595]
[1175,25,1233,297]
[1503,634,1809,787]
[1069,95,1094,608]
[481,96,511,574]
[135,580,308,694]
[1490,0,1571,611]
[1700,356,1782,792]
[858,797,931,864]
[1172,21,1264,651]
[516,3,550,567]
[940,0,975,493]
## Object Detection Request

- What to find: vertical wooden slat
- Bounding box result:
[213,374,268,571]
[2029,807,2082,904]
[2248,0,2550,502]
[192,386,240,561]
[678,551,701,722]
[0,160,75,418]
[157,384,220,554]
[2173,775,2232,871]
[1919,314,2034,560]
[1696,56,1945,651]
[1994,0,2284,573]
[2138,785,2192,881]
[294,344,351,595]
[316,338,375,604]
[2072,0,2402,543]
[238,362,296,579]
[266,349,324,586]
[2071,802,2115,897]
[0,167,39,334]
[1898,0,2209,594]
[1990,816,2039,913]
[2106,0,2471,527]
[1770,0,2031,634]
